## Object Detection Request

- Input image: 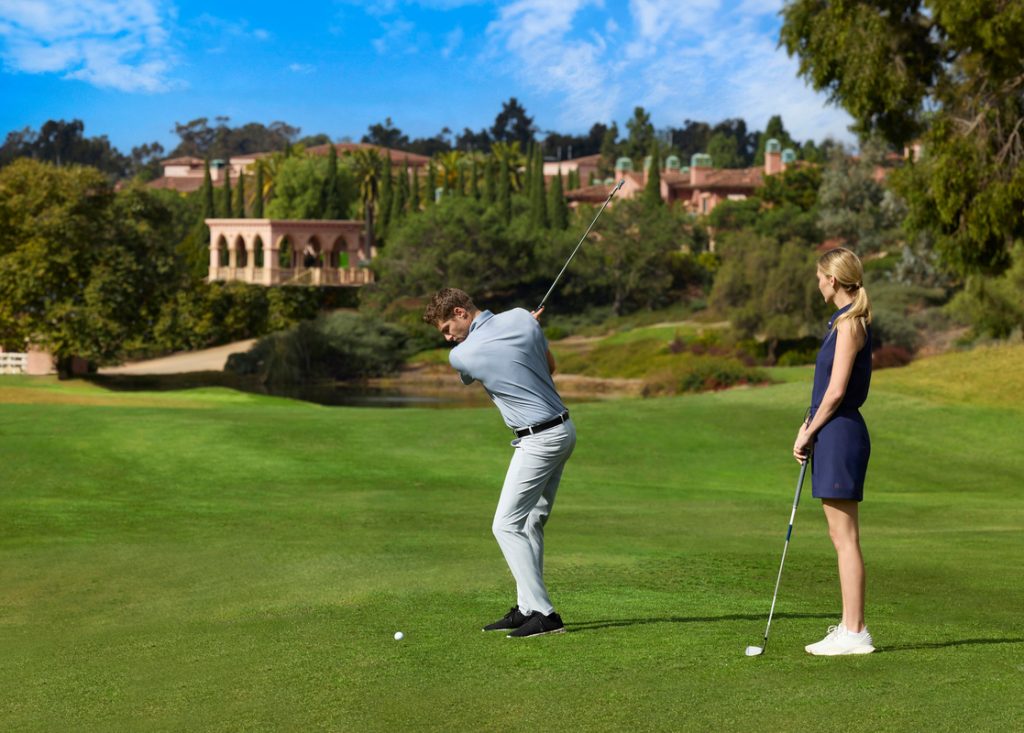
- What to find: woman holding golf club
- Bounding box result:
[793,246,875,655]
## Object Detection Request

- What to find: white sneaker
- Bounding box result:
[805,623,875,655]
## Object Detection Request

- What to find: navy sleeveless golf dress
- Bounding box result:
[808,304,872,501]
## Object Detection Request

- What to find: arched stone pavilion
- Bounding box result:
[206,219,375,287]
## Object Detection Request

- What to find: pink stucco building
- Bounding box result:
[565,138,798,215]
[206,218,373,287]
[147,143,429,194]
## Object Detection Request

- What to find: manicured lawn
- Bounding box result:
[2,347,1023,731]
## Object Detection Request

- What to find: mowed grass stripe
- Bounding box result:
[1,346,1023,731]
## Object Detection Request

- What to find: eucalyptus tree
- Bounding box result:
[781,0,1024,274]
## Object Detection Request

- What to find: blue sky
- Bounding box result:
[0,0,855,154]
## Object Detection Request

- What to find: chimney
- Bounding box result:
[614,156,634,180]
[781,148,796,172]
[690,153,712,186]
[764,139,782,175]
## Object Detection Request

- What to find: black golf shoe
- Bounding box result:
[483,606,532,632]
[507,611,565,638]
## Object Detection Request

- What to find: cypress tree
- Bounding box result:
[548,168,568,230]
[568,168,580,191]
[455,161,466,197]
[253,165,264,217]
[390,161,408,226]
[530,146,548,229]
[426,161,438,206]
[331,168,347,219]
[202,159,215,220]
[411,166,421,211]
[643,143,663,208]
[235,173,246,217]
[470,158,480,199]
[524,142,534,194]
[221,168,232,218]
[321,144,341,218]
[498,156,511,223]
[483,157,495,204]
[179,158,218,281]
[379,155,393,232]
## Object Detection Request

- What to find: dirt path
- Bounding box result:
[99,339,257,375]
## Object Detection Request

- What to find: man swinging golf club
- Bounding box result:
[423,288,575,638]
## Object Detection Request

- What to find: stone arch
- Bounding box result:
[217,235,229,267]
[329,234,351,268]
[277,235,294,268]
[233,234,247,268]
[303,235,323,268]
[253,235,265,269]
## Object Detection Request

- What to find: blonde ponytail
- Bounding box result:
[818,247,872,334]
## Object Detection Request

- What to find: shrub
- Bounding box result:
[227,311,412,384]
[871,307,921,352]
[776,347,818,366]
[544,325,570,341]
[149,282,326,355]
[643,353,768,395]
[946,244,1024,339]
[872,345,913,369]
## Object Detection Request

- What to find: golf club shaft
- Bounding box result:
[535,178,625,312]
[760,458,809,648]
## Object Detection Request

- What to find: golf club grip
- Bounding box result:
[535,179,625,312]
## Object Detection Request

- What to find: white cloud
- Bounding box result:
[485,0,854,142]
[289,62,315,74]
[372,17,417,54]
[194,13,273,42]
[0,0,178,92]
[441,26,463,58]
[486,0,616,127]
[629,0,720,46]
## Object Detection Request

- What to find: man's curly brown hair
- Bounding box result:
[422,288,477,325]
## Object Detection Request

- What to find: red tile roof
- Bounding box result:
[306,142,431,166]
[160,156,204,166]
[146,176,206,193]
[230,151,275,161]
[564,183,616,203]
[664,167,764,191]
[556,153,602,164]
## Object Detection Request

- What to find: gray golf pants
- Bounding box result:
[492,419,576,617]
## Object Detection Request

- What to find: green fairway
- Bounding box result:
[2,347,1023,731]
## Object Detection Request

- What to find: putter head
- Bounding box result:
[744,645,764,657]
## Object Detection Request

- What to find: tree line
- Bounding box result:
[1,98,839,190]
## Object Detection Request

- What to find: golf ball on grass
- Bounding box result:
[394,631,404,641]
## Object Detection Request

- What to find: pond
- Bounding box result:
[260,382,496,408]
[87,372,497,408]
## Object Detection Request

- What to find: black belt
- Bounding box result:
[513,411,569,438]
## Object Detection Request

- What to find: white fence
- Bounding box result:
[0,352,28,375]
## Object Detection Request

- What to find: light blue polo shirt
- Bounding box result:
[449,308,566,430]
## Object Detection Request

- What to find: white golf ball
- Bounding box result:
[394,631,404,641]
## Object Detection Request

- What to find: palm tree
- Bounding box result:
[347,148,384,260]
[249,148,295,211]
[436,150,464,194]
[490,141,526,192]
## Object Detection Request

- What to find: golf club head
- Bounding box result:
[744,645,764,657]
